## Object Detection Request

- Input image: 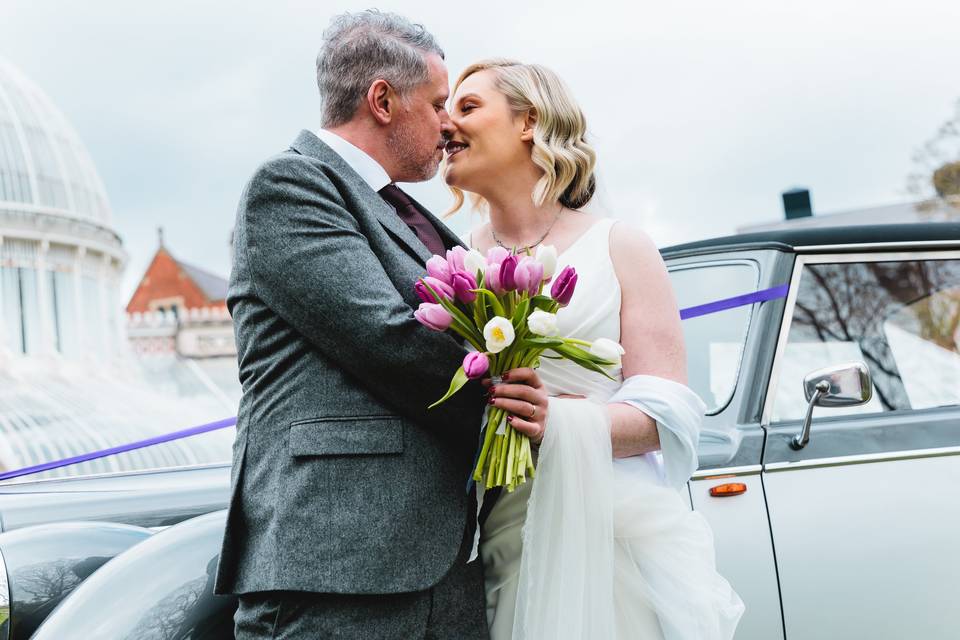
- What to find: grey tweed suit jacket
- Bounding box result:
[213,130,486,596]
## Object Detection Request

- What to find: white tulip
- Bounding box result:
[535,244,558,280]
[590,338,626,366]
[483,316,516,353]
[527,309,559,337]
[464,249,487,277]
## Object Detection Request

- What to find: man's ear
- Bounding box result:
[520,108,538,142]
[366,79,394,125]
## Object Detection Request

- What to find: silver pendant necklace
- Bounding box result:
[490,204,564,253]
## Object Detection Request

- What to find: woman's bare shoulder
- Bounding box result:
[608,222,662,274]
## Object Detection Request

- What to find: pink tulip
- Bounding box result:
[415,277,454,303]
[486,246,509,265]
[484,263,505,295]
[463,352,490,379]
[426,255,453,285]
[499,255,518,291]
[550,266,578,306]
[414,303,453,331]
[451,271,478,304]
[446,246,467,273]
[514,257,544,296]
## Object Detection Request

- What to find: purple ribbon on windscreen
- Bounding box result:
[0,417,238,481]
[0,283,790,481]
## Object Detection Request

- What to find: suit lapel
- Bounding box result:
[289,130,434,264]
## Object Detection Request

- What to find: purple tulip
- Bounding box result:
[426,255,453,285]
[499,255,518,291]
[484,262,505,295]
[550,266,578,306]
[414,303,453,331]
[415,277,454,303]
[463,352,490,379]
[514,257,544,296]
[451,271,478,304]
[446,246,467,273]
[486,246,510,265]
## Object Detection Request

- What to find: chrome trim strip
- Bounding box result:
[691,464,762,479]
[0,545,8,640]
[764,445,960,472]
[0,461,232,487]
[794,249,960,262]
[795,240,960,253]
[760,255,804,426]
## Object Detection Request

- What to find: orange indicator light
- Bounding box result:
[709,483,747,497]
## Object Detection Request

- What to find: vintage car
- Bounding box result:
[1,222,957,639]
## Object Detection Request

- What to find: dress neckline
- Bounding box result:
[468,217,612,260]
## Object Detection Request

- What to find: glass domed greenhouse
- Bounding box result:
[0,57,234,482]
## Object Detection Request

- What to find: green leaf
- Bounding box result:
[551,344,618,380]
[530,295,557,311]
[473,289,506,318]
[520,337,565,349]
[511,298,530,332]
[420,280,485,347]
[429,366,470,409]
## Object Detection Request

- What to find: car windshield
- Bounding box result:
[667,260,760,415]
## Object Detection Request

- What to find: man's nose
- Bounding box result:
[440,109,456,135]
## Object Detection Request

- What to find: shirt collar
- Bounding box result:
[314,128,392,192]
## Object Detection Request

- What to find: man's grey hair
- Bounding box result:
[317,10,445,128]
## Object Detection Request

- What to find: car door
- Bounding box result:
[666,251,787,640]
[760,249,960,639]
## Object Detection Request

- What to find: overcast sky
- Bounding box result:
[1,0,957,300]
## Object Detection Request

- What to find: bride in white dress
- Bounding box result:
[443,59,745,639]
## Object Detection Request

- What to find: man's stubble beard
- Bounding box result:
[387,117,441,183]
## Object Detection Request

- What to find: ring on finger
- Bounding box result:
[528,404,537,419]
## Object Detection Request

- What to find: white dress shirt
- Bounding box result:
[313,128,392,192]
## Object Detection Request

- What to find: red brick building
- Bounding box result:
[126,230,235,358]
[126,229,228,317]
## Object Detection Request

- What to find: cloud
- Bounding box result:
[2,0,958,301]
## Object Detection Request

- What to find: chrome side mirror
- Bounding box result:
[791,361,873,450]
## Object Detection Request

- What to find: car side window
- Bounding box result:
[667,261,759,414]
[772,257,960,422]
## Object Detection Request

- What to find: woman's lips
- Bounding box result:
[445,141,469,158]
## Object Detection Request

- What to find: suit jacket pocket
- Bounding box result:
[288,415,404,456]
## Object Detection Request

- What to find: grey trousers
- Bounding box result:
[234,531,488,639]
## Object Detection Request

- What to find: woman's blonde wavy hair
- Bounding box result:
[445,59,597,216]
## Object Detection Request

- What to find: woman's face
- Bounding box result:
[444,69,532,195]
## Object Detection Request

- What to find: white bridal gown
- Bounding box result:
[475,218,746,640]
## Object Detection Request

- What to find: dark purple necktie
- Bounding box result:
[378,183,446,257]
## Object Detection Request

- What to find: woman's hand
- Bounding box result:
[482,368,549,444]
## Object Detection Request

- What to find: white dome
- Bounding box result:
[0,57,113,227]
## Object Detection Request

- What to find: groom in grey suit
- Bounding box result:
[213,11,489,639]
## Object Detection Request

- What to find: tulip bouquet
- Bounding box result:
[413,244,624,492]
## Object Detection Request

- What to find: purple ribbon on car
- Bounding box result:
[0,283,790,482]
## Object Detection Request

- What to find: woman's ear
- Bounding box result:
[520,108,538,142]
[366,80,394,125]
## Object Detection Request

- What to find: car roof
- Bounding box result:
[660,222,960,258]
